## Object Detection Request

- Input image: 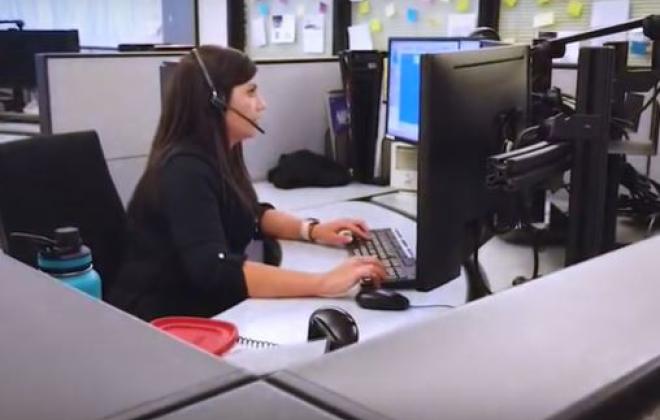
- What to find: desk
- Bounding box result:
[216,201,468,346]
[370,190,417,219]
[254,181,396,211]
[0,121,40,136]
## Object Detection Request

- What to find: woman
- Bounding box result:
[109,45,385,321]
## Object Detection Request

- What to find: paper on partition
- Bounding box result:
[447,13,476,37]
[302,14,325,53]
[250,16,267,48]
[270,14,296,44]
[385,2,396,18]
[590,0,630,46]
[348,23,373,50]
[533,11,555,28]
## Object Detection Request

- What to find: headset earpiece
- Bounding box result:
[210,92,227,111]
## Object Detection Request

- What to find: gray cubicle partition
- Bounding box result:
[271,236,660,420]
[36,53,341,205]
[157,382,364,420]
[36,52,184,205]
[0,253,252,420]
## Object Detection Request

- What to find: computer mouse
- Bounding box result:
[356,289,410,311]
[308,307,359,353]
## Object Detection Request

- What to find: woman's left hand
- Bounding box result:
[310,218,370,247]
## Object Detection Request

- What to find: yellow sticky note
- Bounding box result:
[369,18,382,33]
[455,0,470,13]
[503,0,518,7]
[384,2,396,18]
[358,0,370,16]
[567,0,584,18]
[537,0,550,5]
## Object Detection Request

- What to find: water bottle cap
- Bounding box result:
[54,227,83,253]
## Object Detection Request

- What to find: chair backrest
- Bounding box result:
[0,130,127,295]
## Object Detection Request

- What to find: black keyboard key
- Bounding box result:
[402,257,416,267]
[346,228,416,284]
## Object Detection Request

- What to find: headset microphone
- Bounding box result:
[192,49,266,135]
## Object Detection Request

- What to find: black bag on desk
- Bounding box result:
[267,150,351,189]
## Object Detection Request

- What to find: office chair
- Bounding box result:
[0,130,126,296]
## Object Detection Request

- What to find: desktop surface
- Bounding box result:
[253,181,395,212]
[273,235,660,420]
[216,201,467,347]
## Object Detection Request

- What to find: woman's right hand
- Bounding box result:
[316,257,387,297]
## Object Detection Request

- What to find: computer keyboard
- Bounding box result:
[347,228,416,288]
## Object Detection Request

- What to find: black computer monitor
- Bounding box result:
[0,29,80,89]
[416,45,530,290]
[385,37,495,144]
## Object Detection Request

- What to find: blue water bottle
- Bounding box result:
[11,227,102,299]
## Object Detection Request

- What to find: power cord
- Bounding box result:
[618,162,660,234]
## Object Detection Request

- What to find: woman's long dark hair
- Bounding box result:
[130,45,259,219]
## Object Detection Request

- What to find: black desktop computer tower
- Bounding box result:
[338,50,384,183]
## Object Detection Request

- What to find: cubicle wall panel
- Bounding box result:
[43,53,184,160]
[244,59,341,181]
[158,382,346,420]
[0,254,251,420]
[107,156,148,206]
[275,236,660,420]
[40,54,341,190]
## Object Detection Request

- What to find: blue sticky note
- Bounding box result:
[258,2,269,16]
[406,8,419,23]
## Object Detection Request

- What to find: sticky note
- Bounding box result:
[358,0,370,15]
[504,0,518,7]
[567,0,584,18]
[370,18,382,33]
[537,0,550,5]
[533,11,555,28]
[456,0,470,13]
[258,2,269,16]
[406,8,419,23]
[385,3,396,18]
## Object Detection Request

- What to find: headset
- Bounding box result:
[191,48,265,134]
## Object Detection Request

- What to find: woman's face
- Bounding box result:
[226,77,267,145]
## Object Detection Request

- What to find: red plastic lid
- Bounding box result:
[151,316,238,356]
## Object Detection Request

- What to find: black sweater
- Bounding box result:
[109,147,270,321]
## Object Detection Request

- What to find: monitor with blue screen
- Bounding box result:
[385,37,487,144]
